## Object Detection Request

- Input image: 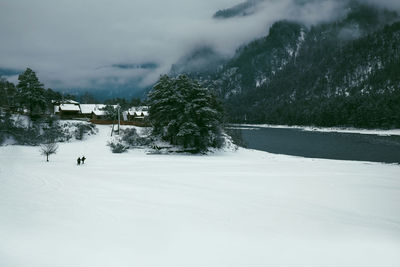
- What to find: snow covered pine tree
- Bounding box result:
[148,74,223,152]
[16,68,47,116]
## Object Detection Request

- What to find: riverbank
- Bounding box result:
[234,124,400,136]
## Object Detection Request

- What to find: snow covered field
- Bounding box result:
[1,124,400,267]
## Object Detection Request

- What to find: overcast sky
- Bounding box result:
[0,0,399,93]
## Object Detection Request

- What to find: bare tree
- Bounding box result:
[40,142,59,162]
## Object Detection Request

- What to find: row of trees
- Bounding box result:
[227,91,400,128]
[0,68,74,117]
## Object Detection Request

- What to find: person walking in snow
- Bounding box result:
[81,156,86,164]
[77,157,81,165]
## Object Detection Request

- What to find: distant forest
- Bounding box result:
[222,21,400,128]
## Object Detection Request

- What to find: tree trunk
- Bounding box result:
[46,154,49,162]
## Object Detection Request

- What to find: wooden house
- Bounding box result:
[125,106,149,121]
[56,103,81,118]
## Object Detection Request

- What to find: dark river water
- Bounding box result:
[235,126,400,163]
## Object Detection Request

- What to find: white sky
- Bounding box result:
[0,0,398,92]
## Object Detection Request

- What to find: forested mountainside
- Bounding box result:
[186,2,400,128]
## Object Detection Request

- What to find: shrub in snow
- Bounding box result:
[148,74,224,153]
[10,124,42,145]
[121,128,151,147]
[74,123,97,140]
[108,140,128,153]
[41,123,68,143]
[0,114,98,146]
[0,112,12,144]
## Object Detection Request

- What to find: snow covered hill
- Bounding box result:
[0,124,399,267]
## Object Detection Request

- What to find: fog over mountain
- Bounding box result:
[0,0,398,96]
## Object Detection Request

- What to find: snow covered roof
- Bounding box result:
[80,104,117,115]
[59,104,80,112]
[54,102,121,116]
[127,106,149,117]
[93,109,106,116]
[80,104,118,116]
[91,105,107,116]
[80,104,102,114]
[52,99,79,104]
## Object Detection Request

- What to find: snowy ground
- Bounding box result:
[1,124,400,267]
[235,124,400,136]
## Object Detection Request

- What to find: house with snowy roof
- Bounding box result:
[124,106,149,121]
[79,104,117,120]
[54,100,81,118]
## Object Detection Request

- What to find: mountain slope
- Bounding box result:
[199,3,400,128]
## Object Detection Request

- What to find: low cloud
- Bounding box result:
[362,0,400,11]
[0,0,398,94]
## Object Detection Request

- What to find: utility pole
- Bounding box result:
[117,104,121,135]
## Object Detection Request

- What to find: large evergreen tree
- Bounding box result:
[101,105,119,120]
[16,68,46,116]
[0,77,17,109]
[148,75,223,152]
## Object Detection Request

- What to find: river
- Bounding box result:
[232,126,400,164]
